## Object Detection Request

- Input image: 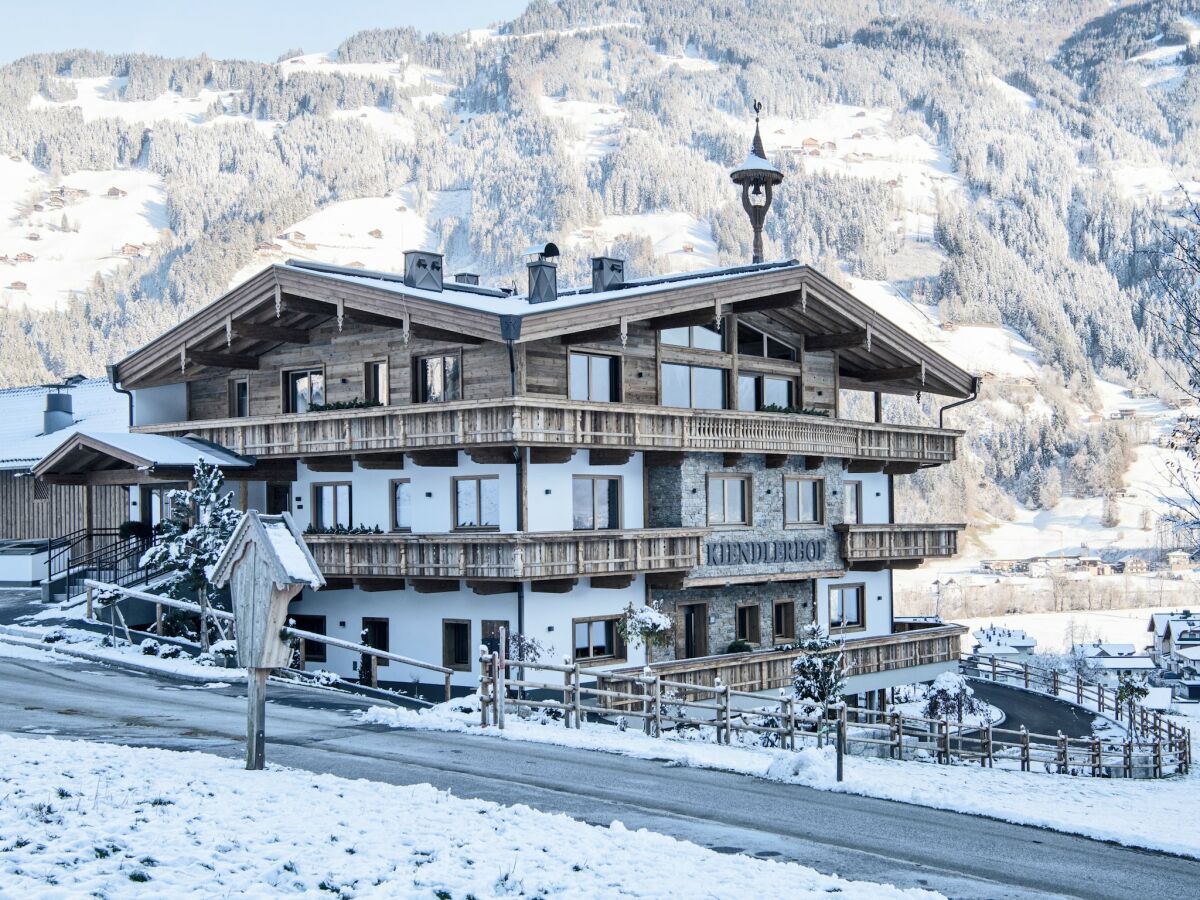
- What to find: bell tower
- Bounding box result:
[729,100,784,263]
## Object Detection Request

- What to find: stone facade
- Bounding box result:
[651,579,815,661]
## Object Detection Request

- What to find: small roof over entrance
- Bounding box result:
[32,431,256,484]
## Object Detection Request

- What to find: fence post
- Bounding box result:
[155,602,164,637]
[493,651,505,730]
[444,672,452,704]
[573,663,582,729]
[1020,726,1030,772]
[1051,669,1059,698]
[990,655,997,682]
[939,718,950,764]
[85,584,94,621]
[1123,739,1132,778]
[1023,662,1029,689]
[1056,730,1067,774]
[723,681,733,745]
[1076,677,1083,706]
[368,655,379,689]
[1091,737,1101,777]
[836,712,845,783]
[891,710,902,760]
[564,661,574,729]
[981,723,992,767]
[652,674,662,738]
[641,666,652,736]
[478,647,491,728]
[1097,683,1105,714]
[783,696,794,750]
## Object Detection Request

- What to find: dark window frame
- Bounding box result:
[481,619,509,655]
[735,604,761,644]
[282,365,326,414]
[828,583,866,633]
[660,362,729,409]
[452,474,500,531]
[389,478,412,532]
[290,614,327,662]
[572,614,627,664]
[361,616,390,667]
[842,479,863,525]
[773,600,796,643]
[443,618,472,671]
[568,350,622,403]
[228,377,250,418]
[736,319,797,361]
[364,359,389,405]
[311,481,352,530]
[571,474,622,530]
[413,351,463,404]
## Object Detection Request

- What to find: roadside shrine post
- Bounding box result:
[209,511,325,769]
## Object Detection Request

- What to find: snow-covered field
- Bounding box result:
[0,159,167,312]
[363,697,1200,859]
[959,606,1177,654]
[0,734,933,898]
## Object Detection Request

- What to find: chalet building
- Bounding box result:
[32,116,977,704]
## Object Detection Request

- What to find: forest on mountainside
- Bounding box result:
[0,0,1197,524]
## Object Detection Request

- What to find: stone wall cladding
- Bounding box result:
[651,579,815,661]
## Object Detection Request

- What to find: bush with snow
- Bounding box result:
[617,600,673,649]
[922,672,985,721]
[791,623,847,719]
[140,638,161,656]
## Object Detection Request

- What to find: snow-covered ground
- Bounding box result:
[0,160,167,312]
[0,734,933,898]
[959,606,1177,654]
[363,696,1200,858]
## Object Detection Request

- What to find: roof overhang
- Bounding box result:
[32,431,271,485]
[111,261,977,399]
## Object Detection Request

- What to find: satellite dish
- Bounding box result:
[542,242,560,258]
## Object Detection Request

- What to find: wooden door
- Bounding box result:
[680,603,708,659]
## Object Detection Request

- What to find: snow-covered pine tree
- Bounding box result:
[922,672,985,721]
[790,622,847,720]
[1116,673,1150,739]
[139,460,242,651]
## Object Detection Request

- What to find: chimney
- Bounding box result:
[453,272,480,285]
[44,390,73,435]
[402,250,443,292]
[526,242,561,304]
[591,256,624,293]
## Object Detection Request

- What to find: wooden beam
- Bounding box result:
[847,364,922,384]
[806,329,867,352]
[803,455,824,471]
[409,449,459,467]
[728,292,799,314]
[764,454,787,469]
[355,579,407,592]
[224,461,298,482]
[280,294,336,316]
[646,572,686,590]
[645,308,719,330]
[409,321,486,345]
[234,321,311,344]
[590,574,635,590]
[644,451,685,467]
[466,447,517,465]
[589,448,634,466]
[346,307,409,330]
[722,452,742,468]
[466,580,520,595]
[529,447,576,465]
[187,349,260,370]
[302,456,353,472]
[320,578,355,591]
[354,453,405,470]
[411,578,460,593]
[530,578,577,593]
[884,461,921,476]
[560,324,622,345]
[847,460,886,473]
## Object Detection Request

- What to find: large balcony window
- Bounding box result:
[572,475,620,530]
[660,322,725,351]
[737,373,793,411]
[661,363,727,409]
[312,482,351,530]
[829,584,865,632]
[284,367,325,413]
[364,360,389,405]
[737,321,796,360]
[453,475,499,530]
[390,479,411,532]
[415,353,461,403]
[569,351,619,402]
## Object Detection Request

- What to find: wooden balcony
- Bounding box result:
[134,397,960,466]
[603,623,967,694]
[836,523,963,568]
[303,528,705,581]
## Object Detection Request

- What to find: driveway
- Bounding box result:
[970,679,1099,739]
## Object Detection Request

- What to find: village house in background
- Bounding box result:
[32,117,979,707]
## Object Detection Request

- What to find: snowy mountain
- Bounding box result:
[1,0,1199,578]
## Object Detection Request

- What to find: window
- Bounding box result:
[229,378,249,417]
[660,322,725,351]
[283,367,324,413]
[784,477,823,526]
[443,619,471,670]
[266,483,291,515]
[312,483,351,530]
[568,351,620,402]
[736,605,761,644]
[33,479,49,501]
[361,617,389,667]
[736,321,796,360]
[661,363,727,409]
[364,360,389,405]
[843,480,862,525]
[737,373,793,411]
[481,619,509,655]
[773,601,795,643]
[290,614,327,662]
[143,483,187,528]
[829,584,865,631]
[708,474,750,526]
[573,616,626,662]
[415,353,461,403]
[389,479,411,531]
[572,476,620,530]
[454,476,499,529]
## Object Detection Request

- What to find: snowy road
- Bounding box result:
[2,655,1196,899]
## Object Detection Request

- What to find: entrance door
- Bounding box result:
[266,483,291,515]
[680,603,708,659]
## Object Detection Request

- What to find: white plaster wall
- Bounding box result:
[291,453,518,533]
[131,383,186,426]
[287,576,646,687]
[854,471,890,525]
[526,450,644,532]
[815,569,893,639]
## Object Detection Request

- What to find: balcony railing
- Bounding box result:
[303,528,706,581]
[134,397,960,465]
[602,623,967,694]
[836,524,963,564]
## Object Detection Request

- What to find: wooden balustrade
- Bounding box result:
[133,397,960,465]
[836,524,963,563]
[605,624,966,694]
[302,528,705,580]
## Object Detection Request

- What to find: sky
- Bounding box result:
[0,1,531,66]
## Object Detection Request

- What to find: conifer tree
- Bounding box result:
[790,622,847,720]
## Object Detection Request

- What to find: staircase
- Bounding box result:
[43,529,162,603]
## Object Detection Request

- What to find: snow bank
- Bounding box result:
[0,734,932,898]
[362,697,1200,858]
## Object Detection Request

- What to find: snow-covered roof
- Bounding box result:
[1089,656,1155,670]
[1144,687,1173,710]
[973,644,1022,656]
[1077,642,1137,658]
[731,150,783,177]
[0,378,127,470]
[209,511,324,591]
[1175,646,1200,662]
[32,430,253,479]
[972,626,1036,647]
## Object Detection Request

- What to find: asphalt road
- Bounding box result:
[971,680,1099,739]
[1,654,1195,899]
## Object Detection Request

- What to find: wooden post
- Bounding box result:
[1056,731,1067,774]
[493,651,505,730]
[479,649,490,728]
[891,710,902,760]
[1023,662,1029,690]
[1020,726,1030,772]
[641,667,652,735]
[573,663,582,729]
[1051,669,1059,697]
[652,674,662,738]
[564,663,574,729]
[1091,737,1101,777]
[155,602,164,637]
[836,713,845,782]
[1154,738,1163,779]
[981,723,992,768]
[368,654,379,688]
[444,672,452,703]
[990,655,997,682]
[245,668,268,770]
[85,585,94,621]
[783,696,794,750]
[939,718,949,764]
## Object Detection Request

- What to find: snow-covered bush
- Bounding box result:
[922,672,985,721]
[157,644,183,660]
[309,669,340,687]
[507,632,545,664]
[139,639,160,656]
[616,601,672,650]
[791,623,846,719]
[41,628,67,644]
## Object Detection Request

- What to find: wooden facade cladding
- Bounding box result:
[603,624,967,694]
[303,528,705,581]
[836,524,964,564]
[0,471,127,541]
[134,398,961,466]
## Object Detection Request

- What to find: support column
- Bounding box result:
[245,667,269,770]
[873,392,883,424]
